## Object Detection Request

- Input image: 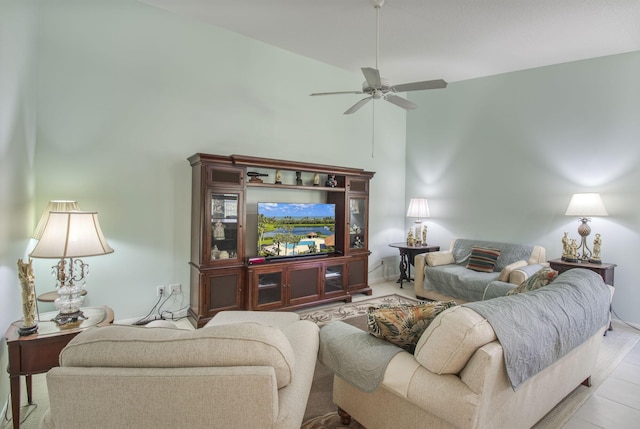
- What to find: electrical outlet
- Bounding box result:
[169,283,182,294]
[156,285,165,297]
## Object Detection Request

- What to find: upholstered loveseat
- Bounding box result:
[322,269,611,429]
[414,238,547,302]
[41,311,319,429]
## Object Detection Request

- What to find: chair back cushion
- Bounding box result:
[60,322,295,389]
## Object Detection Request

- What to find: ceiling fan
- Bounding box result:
[310,0,447,115]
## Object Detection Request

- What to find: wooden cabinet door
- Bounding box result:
[347,254,371,294]
[288,264,322,306]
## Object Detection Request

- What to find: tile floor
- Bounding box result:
[372,279,640,429]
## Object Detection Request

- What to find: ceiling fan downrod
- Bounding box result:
[373,0,384,70]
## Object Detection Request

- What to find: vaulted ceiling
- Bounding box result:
[138,0,640,84]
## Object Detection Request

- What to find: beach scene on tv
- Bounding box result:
[257,202,336,258]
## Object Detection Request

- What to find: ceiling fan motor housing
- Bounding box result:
[362,78,391,94]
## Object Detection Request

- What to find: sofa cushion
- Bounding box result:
[60,322,296,389]
[425,251,455,267]
[466,246,501,273]
[414,306,496,374]
[367,301,457,353]
[507,266,558,295]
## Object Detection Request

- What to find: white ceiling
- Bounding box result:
[138,0,640,85]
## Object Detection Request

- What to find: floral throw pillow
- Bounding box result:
[367,301,457,353]
[507,267,559,295]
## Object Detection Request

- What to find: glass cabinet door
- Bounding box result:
[324,263,345,295]
[348,197,367,251]
[256,271,283,306]
[210,192,240,262]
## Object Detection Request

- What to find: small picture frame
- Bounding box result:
[212,199,225,218]
[350,200,360,214]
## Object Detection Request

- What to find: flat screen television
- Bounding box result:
[257,202,336,259]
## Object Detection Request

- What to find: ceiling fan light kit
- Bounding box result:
[311,0,447,114]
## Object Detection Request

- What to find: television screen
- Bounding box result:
[257,202,336,259]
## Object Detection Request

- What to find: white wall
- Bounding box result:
[0,0,40,411]
[30,0,406,320]
[406,51,640,323]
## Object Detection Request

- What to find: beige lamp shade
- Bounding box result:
[32,200,81,239]
[30,211,114,259]
[565,193,608,217]
[406,198,430,218]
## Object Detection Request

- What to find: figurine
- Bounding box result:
[313,173,320,186]
[325,174,337,187]
[212,245,221,260]
[17,259,38,336]
[590,234,602,263]
[295,171,303,186]
[353,236,363,248]
[213,220,225,240]
[561,231,569,260]
[275,170,282,184]
[421,225,428,246]
[407,229,415,247]
[566,239,578,262]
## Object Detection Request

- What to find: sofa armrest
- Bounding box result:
[509,262,549,285]
[415,251,455,298]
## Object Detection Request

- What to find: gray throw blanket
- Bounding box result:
[465,269,611,390]
[319,321,403,392]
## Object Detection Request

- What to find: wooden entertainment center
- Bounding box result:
[188,153,375,328]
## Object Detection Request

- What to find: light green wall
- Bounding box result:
[0,0,40,412]
[406,51,640,323]
[29,0,406,320]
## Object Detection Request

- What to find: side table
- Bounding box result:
[5,306,114,429]
[388,243,440,288]
[548,259,616,286]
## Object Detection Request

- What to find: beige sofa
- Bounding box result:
[41,311,319,429]
[328,269,611,429]
[414,238,547,302]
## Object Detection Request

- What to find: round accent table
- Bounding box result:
[388,243,440,288]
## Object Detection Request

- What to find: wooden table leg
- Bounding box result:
[9,374,20,429]
[26,374,33,404]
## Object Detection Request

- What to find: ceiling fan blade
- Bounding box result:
[392,79,448,92]
[385,94,417,110]
[310,90,364,96]
[344,96,373,115]
[361,67,382,88]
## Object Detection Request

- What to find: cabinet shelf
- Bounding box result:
[258,283,279,289]
[247,182,346,192]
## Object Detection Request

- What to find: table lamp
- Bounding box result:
[406,197,430,245]
[565,193,607,261]
[29,211,114,325]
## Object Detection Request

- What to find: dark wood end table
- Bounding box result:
[388,243,440,288]
[5,306,114,429]
[548,258,616,286]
